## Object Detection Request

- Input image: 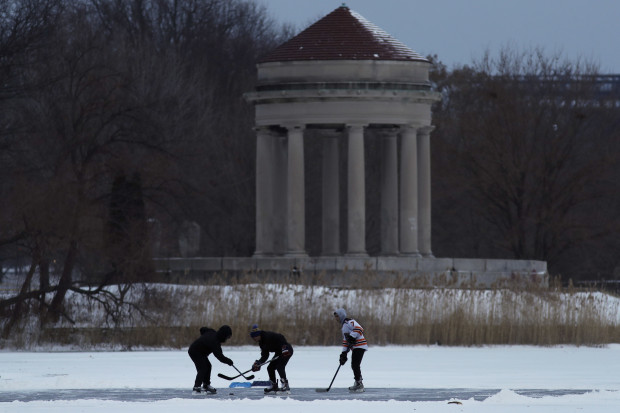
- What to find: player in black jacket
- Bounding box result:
[188,325,233,394]
[249,324,294,393]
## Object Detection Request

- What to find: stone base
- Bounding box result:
[153,256,548,288]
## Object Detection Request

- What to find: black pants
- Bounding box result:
[188,349,212,388]
[267,344,293,382]
[351,348,365,382]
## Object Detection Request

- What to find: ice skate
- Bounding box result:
[348,380,364,393]
[278,379,291,394]
[264,379,278,394]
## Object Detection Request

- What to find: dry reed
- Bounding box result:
[4,273,620,349]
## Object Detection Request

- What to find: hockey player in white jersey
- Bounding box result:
[334,308,368,392]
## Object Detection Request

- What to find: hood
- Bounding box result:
[216,325,232,342]
[334,308,347,324]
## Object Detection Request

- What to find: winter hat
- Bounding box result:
[249,324,262,338]
[216,325,232,342]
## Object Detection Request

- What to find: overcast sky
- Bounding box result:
[255,0,620,74]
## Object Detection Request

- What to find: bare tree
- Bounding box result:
[431,46,620,280]
[0,0,292,338]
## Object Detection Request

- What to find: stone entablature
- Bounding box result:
[247,60,438,126]
[255,60,432,85]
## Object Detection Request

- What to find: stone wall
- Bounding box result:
[152,256,548,288]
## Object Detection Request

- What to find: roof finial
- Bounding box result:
[341,3,348,8]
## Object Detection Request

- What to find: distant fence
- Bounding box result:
[574,280,620,293]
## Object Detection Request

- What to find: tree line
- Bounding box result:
[430,49,620,281]
[1,0,619,336]
[0,0,290,331]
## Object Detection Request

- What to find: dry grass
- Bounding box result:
[4,272,620,349]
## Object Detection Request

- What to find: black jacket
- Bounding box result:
[188,326,232,365]
[257,331,290,363]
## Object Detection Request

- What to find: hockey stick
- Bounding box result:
[315,363,341,392]
[217,356,279,381]
[232,364,254,380]
[218,369,253,381]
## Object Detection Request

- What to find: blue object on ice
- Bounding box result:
[229,382,252,388]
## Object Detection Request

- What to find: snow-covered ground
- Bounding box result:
[2,345,620,412]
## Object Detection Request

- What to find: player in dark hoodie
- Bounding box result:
[188,325,233,394]
[249,324,294,393]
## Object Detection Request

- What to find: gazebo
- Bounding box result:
[245,5,440,259]
[155,5,547,286]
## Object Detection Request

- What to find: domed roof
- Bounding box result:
[260,5,428,63]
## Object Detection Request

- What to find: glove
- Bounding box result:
[346,334,356,346]
[339,352,347,365]
[281,345,291,357]
[251,361,261,372]
[224,358,234,366]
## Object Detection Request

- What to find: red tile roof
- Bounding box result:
[260,5,427,63]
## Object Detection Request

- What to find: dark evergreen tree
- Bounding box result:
[107,173,151,283]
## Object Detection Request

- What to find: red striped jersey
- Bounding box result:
[341,318,368,351]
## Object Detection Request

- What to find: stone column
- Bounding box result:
[380,128,399,255]
[285,125,307,257]
[272,134,287,254]
[322,131,340,255]
[346,124,367,256]
[417,125,435,257]
[254,127,274,256]
[399,125,420,256]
